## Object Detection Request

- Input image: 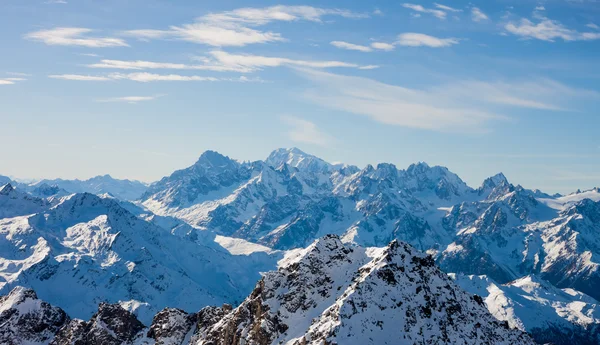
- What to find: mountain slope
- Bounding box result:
[0,183,51,219]
[197,235,534,345]
[453,274,600,345]
[0,193,279,324]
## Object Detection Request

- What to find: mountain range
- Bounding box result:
[1,147,599,345]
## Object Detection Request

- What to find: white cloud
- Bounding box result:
[471,7,489,22]
[169,24,284,47]
[358,65,380,70]
[48,72,266,83]
[330,41,372,52]
[97,95,162,103]
[371,42,395,51]
[402,3,447,19]
[108,72,218,82]
[505,16,600,41]
[204,50,374,71]
[434,3,462,12]
[87,59,250,72]
[282,115,332,147]
[586,23,599,30]
[373,8,383,16]
[49,74,112,81]
[297,69,593,132]
[123,6,365,47]
[86,52,373,74]
[45,0,67,4]
[79,53,100,57]
[396,33,459,47]
[0,76,27,85]
[535,6,546,11]
[25,27,128,47]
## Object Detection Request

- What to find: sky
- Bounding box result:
[1,0,599,194]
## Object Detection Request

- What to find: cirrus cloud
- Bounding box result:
[396,33,459,47]
[25,27,128,47]
[122,5,366,47]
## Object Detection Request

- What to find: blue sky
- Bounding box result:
[1,0,599,194]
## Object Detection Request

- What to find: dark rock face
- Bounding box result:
[147,308,197,345]
[51,303,145,345]
[0,287,70,345]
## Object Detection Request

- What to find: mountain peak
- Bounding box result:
[195,150,235,167]
[0,183,15,195]
[266,147,332,173]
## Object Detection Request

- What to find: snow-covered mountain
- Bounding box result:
[453,274,600,345]
[1,237,535,345]
[27,175,148,200]
[196,235,534,345]
[0,183,52,219]
[3,147,600,345]
[0,192,280,324]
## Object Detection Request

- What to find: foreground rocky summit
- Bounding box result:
[0,236,534,345]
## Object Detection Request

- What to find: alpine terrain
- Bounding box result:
[1,147,599,345]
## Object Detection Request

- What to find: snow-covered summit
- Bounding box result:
[196,235,534,345]
[266,147,335,174]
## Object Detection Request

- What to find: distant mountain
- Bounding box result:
[0,183,51,218]
[453,274,600,345]
[3,147,600,345]
[29,174,148,200]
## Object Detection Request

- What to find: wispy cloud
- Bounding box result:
[49,74,112,81]
[45,0,67,4]
[505,16,600,41]
[79,53,100,57]
[434,3,462,13]
[396,33,459,47]
[0,76,28,85]
[370,42,395,51]
[87,59,248,72]
[25,27,128,47]
[202,51,374,71]
[97,95,163,103]
[296,69,596,132]
[48,72,265,83]
[86,51,373,73]
[402,3,447,19]
[331,34,460,52]
[123,6,366,47]
[587,23,600,30]
[330,41,373,52]
[282,115,333,147]
[471,7,489,22]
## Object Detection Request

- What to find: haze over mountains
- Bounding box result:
[1,147,600,345]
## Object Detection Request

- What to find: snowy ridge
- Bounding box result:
[3,148,600,345]
[196,235,534,345]
[0,192,280,324]
[452,274,600,345]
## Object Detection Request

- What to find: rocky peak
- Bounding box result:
[0,286,70,345]
[196,237,534,345]
[52,303,145,345]
[266,147,332,175]
[0,182,15,195]
[195,150,237,170]
[567,198,600,223]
